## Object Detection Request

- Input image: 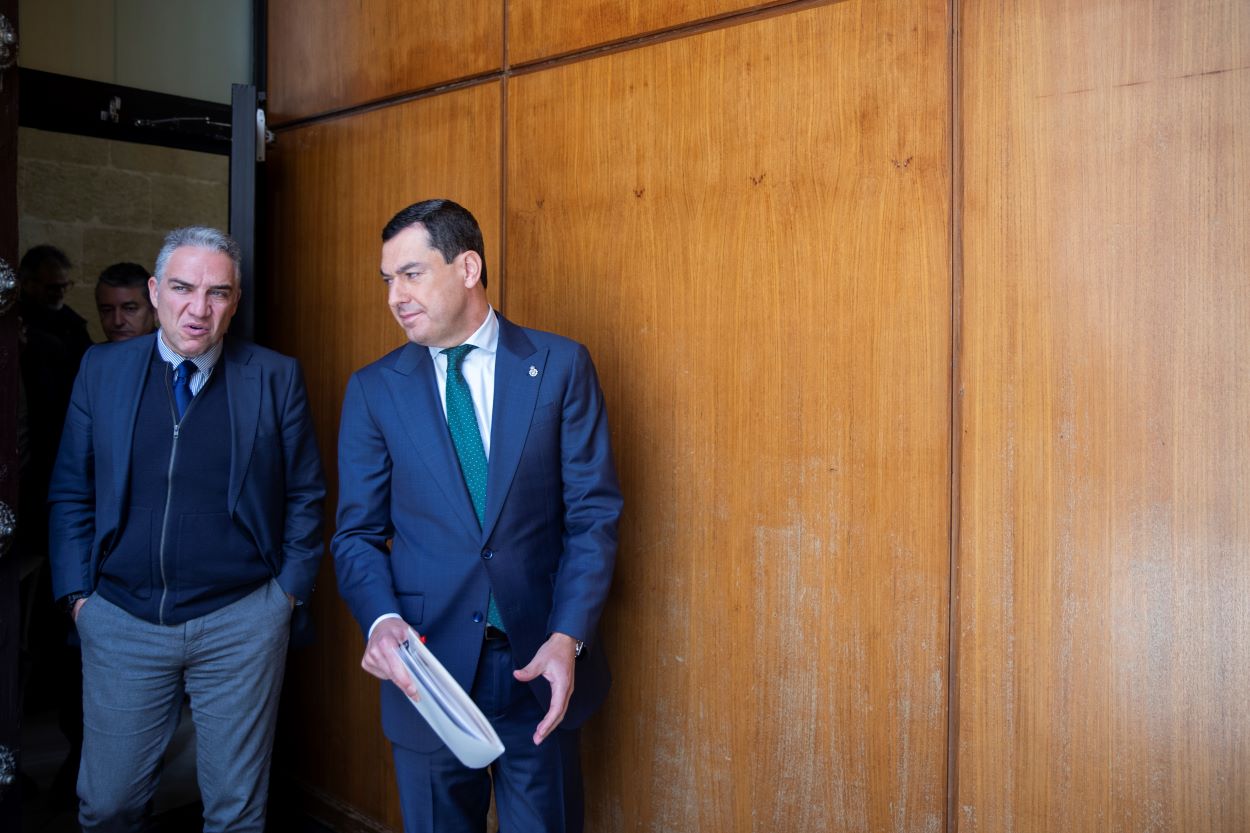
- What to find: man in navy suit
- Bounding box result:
[48,226,326,832]
[333,199,622,833]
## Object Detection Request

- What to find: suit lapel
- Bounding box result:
[111,335,157,505]
[224,340,260,512]
[483,317,545,540]
[385,342,482,538]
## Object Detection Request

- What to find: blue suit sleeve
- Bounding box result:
[547,344,623,645]
[332,372,402,634]
[273,361,327,601]
[47,346,99,601]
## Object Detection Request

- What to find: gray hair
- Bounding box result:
[153,227,242,285]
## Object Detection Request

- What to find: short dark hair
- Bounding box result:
[97,262,151,293]
[382,199,487,289]
[19,244,72,282]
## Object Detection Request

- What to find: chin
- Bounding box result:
[403,326,430,344]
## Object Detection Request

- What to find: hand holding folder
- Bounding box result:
[392,628,506,769]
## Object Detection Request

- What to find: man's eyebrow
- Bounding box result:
[383,261,422,276]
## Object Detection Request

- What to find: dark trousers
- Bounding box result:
[392,637,584,833]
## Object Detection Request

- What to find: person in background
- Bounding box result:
[48,226,325,832]
[95,262,157,343]
[19,244,93,363]
[15,244,94,807]
[17,245,93,559]
[333,199,622,833]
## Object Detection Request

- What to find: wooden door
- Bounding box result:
[956,1,1250,830]
[265,83,503,831]
[265,0,503,123]
[505,2,952,829]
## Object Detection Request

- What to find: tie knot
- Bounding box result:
[442,344,476,371]
[174,361,197,382]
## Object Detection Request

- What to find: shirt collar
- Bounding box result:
[427,306,499,362]
[155,330,224,376]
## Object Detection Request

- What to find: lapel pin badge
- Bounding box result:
[528,366,539,377]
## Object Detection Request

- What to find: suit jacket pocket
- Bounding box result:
[99,506,156,600]
[396,592,424,626]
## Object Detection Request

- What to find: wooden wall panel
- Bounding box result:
[957,1,1250,831]
[507,2,951,830]
[263,82,502,829]
[267,0,503,124]
[507,0,785,65]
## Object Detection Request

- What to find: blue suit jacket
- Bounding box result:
[333,314,622,751]
[48,333,326,604]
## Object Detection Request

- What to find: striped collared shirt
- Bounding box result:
[155,330,223,396]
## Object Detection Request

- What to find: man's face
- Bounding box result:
[24,262,73,310]
[96,284,157,342]
[380,225,479,348]
[148,246,239,357]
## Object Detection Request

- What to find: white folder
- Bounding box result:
[392,627,506,769]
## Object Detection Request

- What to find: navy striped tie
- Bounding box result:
[172,361,196,420]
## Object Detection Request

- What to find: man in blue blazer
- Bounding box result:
[48,227,325,832]
[333,199,622,833]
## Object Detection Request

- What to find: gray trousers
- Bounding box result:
[74,579,292,832]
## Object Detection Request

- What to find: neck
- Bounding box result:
[436,301,492,348]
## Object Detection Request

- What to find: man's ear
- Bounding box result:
[461,250,484,288]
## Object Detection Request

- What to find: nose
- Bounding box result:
[189,291,211,317]
[109,309,126,328]
[388,279,406,307]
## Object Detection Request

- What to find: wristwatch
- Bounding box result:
[61,591,89,615]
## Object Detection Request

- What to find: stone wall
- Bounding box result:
[17,128,228,342]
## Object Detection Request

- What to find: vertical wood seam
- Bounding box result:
[500,0,509,316]
[945,1,964,832]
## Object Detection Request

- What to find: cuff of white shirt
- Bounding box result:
[368,612,403,640]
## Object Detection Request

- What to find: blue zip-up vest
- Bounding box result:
[95,351,269,624]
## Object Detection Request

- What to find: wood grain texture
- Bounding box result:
[507,0,786,65]
[267,0,503,124]
[263,82,502,830]
[506,2,951,830]
[957,1,1250,831]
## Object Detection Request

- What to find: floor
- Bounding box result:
[20,706,337,832]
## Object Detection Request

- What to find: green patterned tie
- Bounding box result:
[442,344,504,631]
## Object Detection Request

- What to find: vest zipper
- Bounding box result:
[157,420,180,625]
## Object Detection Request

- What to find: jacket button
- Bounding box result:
[472,611,484,623]
[481,548,494,559]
